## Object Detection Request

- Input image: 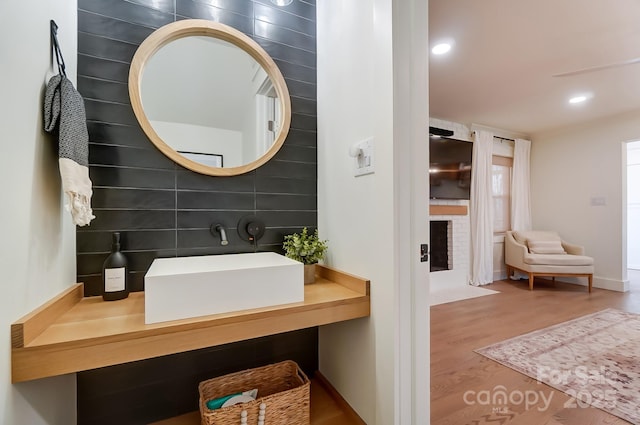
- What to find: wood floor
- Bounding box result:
[431,276,640,425]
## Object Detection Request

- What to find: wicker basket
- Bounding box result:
[198,360,310,425]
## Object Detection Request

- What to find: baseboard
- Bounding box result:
[554,276,628,292]
[314,371,367,425]
[594,276,629,292]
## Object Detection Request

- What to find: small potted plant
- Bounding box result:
[283,227,328,284]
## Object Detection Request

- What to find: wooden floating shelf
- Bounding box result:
[11,265,370,383]
[429,205,468,216]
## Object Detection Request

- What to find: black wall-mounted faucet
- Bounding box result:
[211,224,229,246]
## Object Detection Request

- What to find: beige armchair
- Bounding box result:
[505,230,594,292]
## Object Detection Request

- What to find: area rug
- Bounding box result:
[475,309,640,424]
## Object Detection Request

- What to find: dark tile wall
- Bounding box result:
[76,1,317,423]
[76,0,318,296]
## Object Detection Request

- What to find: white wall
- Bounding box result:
[531,109,640,291]
[142,36,254,130]
[150,120,243,167]
[317,0,429,423]
[317,3,386,422]
[0,2,78,424]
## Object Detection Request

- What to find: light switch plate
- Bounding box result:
[353,138,375,177]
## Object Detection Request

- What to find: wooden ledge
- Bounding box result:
[11,265,370,383]
[430,205,468,216]
[11,284,83,349]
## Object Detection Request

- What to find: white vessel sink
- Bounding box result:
[144,252,304,324]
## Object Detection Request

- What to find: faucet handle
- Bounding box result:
[246,222,264,240]
[237,216,265,244]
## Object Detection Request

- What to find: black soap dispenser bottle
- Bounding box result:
[102,232,129,301]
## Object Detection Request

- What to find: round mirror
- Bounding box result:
[129,19,291,176]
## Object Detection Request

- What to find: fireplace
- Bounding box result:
[430,220,451,272]
[429,201,471,284]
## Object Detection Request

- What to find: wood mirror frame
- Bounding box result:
[129,19,291,176]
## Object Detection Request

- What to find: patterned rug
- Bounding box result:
[475,309,640,424]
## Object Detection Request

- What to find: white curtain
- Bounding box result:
[470,130,494,286]
[511,138,532,231]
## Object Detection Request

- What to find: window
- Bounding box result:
[492,155,513,234]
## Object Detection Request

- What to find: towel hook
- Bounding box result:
[50,19,67,77]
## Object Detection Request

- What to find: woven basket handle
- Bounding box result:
[296,366,308,383]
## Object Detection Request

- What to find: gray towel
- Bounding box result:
[44,75,95,226]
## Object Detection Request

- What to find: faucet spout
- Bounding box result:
[212,224,229,246]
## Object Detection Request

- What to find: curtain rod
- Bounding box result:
[494,135,514,142]
[471,131,515,142]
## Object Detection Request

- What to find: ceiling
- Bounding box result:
[429,0,640,136]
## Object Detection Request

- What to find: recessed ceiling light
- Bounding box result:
[432,43,452,55]
[569,95,588,104]
[271,0,293,5]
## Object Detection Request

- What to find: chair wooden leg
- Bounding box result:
[529,274,534,290]
[506,265,512,279]
[588,275,592,293]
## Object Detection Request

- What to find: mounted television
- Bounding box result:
[429,136,473,200]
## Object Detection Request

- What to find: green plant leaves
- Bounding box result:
[282,227,328,265]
